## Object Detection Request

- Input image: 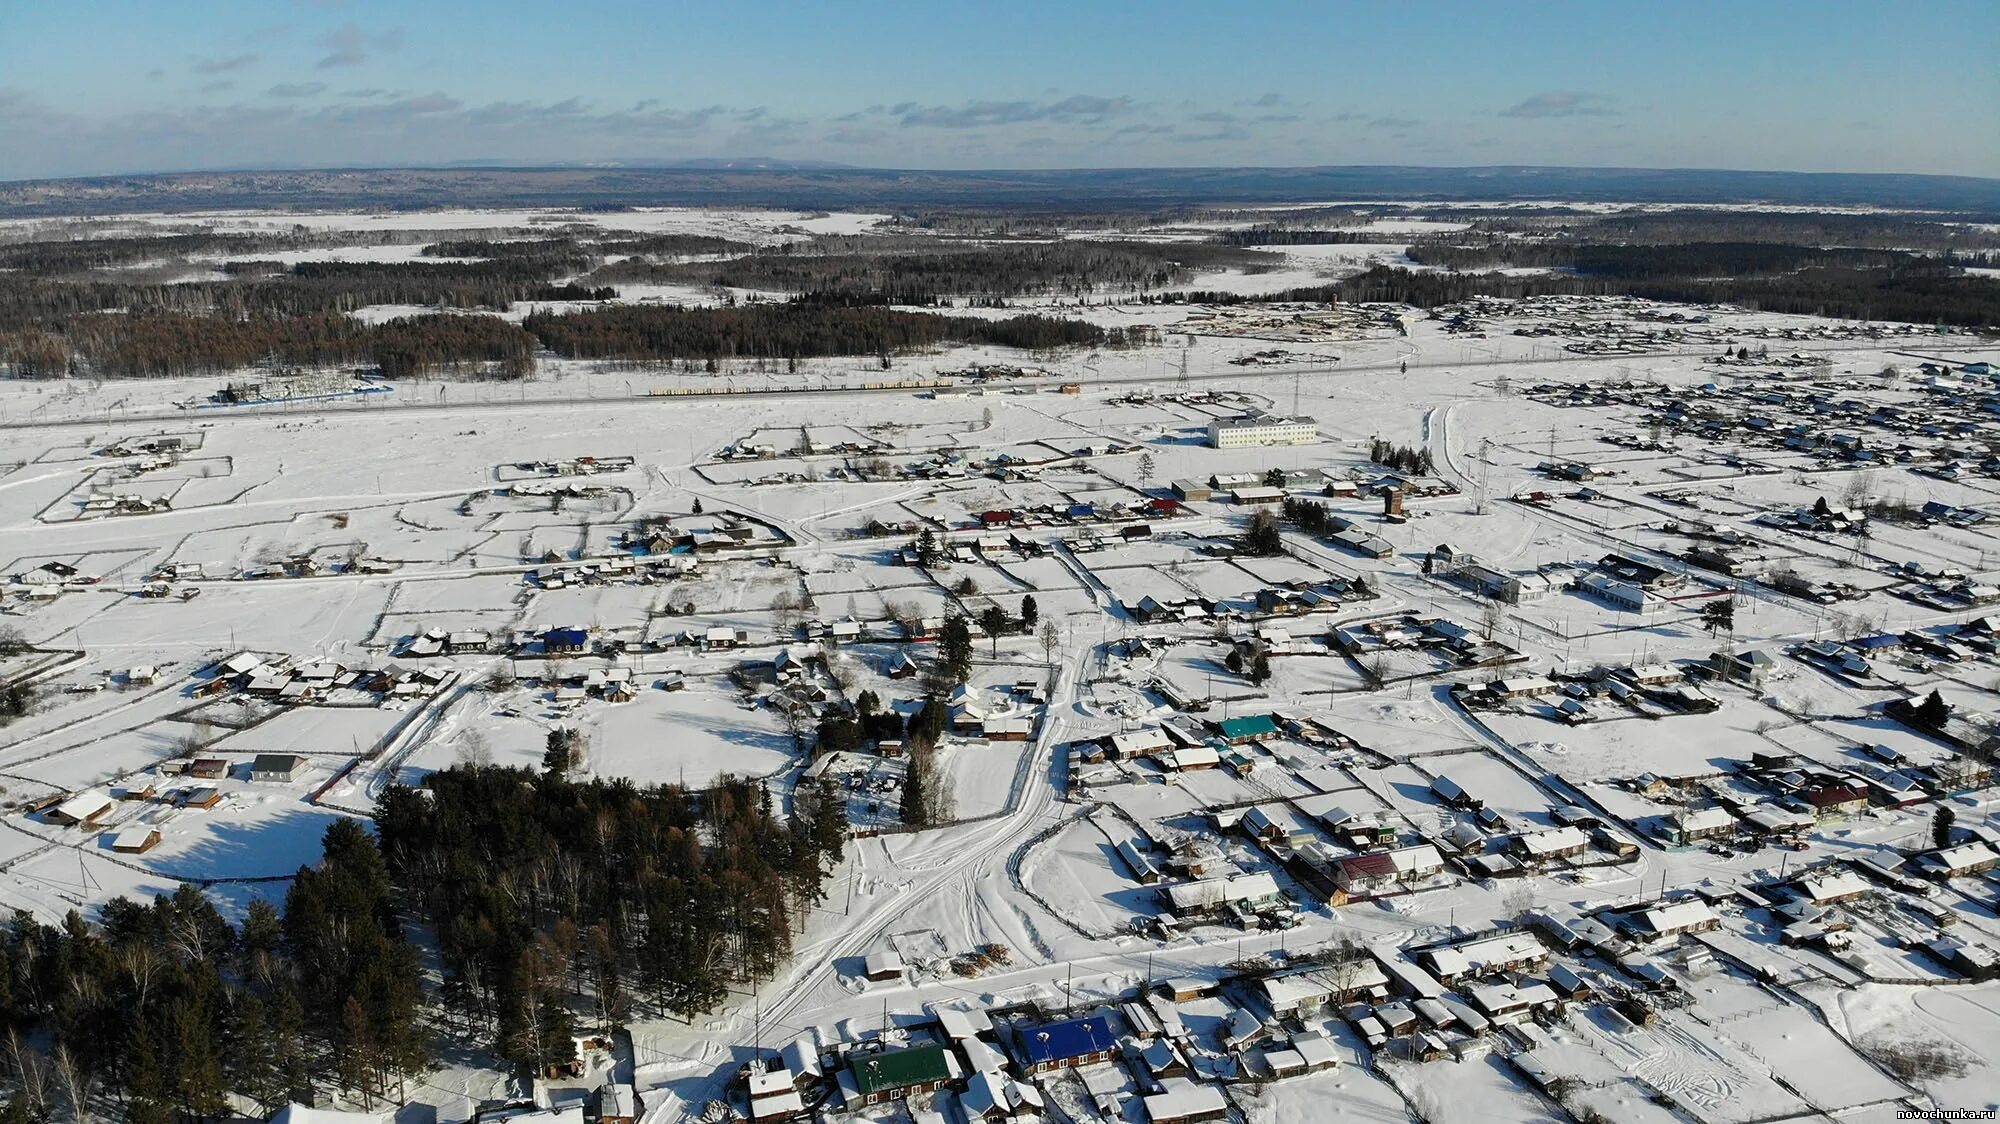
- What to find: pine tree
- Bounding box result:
[170,991,229,1121]
[979,606,1009,655]
[1019,595,1038,631]
[1243,509,1284,556]
[1934,805,1957,850]
[1914,689,1953,728]
[940,615,974,684]
[227,992,285,1114]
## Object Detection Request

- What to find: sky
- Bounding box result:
[2,0,1995,182]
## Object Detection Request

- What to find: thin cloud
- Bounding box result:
[825,127,886,146]
[1367,116,1420,130]
[266,82,328,99]
[194,53,260,74]
[1500,91,1617,119]
[316,23,402,68]
[896,94,1131,129]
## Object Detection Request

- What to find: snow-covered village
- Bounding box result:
[0,191,1996,1124]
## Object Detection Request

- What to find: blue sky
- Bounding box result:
[2,0,1994,180]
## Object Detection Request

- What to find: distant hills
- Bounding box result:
[2,164,1996,217]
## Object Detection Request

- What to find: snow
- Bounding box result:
[4,205,1999,1122]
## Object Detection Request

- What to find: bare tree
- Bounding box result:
[457,730,493,769]
[50,1044,89,1124]
[1039,620,1062,667]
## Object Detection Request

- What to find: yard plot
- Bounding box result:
[1020,817,1158,938]
[96,581,395,652]
[1363,762,1454,824]
[1098,565,1205,610]
[0,844,186,925]
[1079,536,1214,572]
[129,797,354,881]
[801,554,924,598]
[584,682,796,785]
[933,737,1029,820]
[390,572,536,613]
[525,584,670,630]
[1176,560,1264,605]
[1426,750,1557,827]
[1680,966,1908,1112]
[1234,554,1345,586]
[18,725,187,791]
[204,706,403,757]
[1491,697,1786,785]
[1240,1020,1413,1124]
[1152,643,1250,702]
[395,701,571,782]
[1567,1000,1811,1123]
[1836,982,2000,1110]
[1318,694,1482,756]
[988,555,1083,594]
[1379,1054,1550,1124]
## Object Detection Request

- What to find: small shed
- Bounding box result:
[110,828,163,855]
[251,754,309,783]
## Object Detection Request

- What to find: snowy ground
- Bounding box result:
[1,205,1998,1123]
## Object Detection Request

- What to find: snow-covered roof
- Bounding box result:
[1792,870,1870,902]
[780,1035,821,1079]
[1164,872,1280,911]
[1111,728,1174,756]
[1423,933,1546,978]
[51,791,114,823]
[1636,900,1718,934]
[1931,841,2000,870]
[1515,826,1590,856]
[1675,807,1736,832]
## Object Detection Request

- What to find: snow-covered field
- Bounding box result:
[2,203,1998,1123]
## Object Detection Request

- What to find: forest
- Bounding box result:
[0,759,845,1119]
[1153,260,2000,330]
[0,820,423,1122]
[372,763,845,1068]
[583,238,1273,303]
[4,312,536,380]
[524,303,1121,363]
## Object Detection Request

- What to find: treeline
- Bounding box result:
[1212,227,1406,247]
[5,312,535,379]
[0,819,425,1120]
[597,233,758,257]
[585,239,1272,302]
[1468,208,2000,252]
[1148,263,2000,329]
[1402,239,1920,278]
[0,258,606,332]
[1368,438,1435,475]
[421,238,601,273]
[523,303,1112,362]
[373,765,844,1067]
[0,226,559,274]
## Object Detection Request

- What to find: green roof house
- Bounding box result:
[1212,714,1280,744]
[844,1043,953,1107]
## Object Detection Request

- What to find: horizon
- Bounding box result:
[13,158,2000,187]
[3,0,1996,182]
